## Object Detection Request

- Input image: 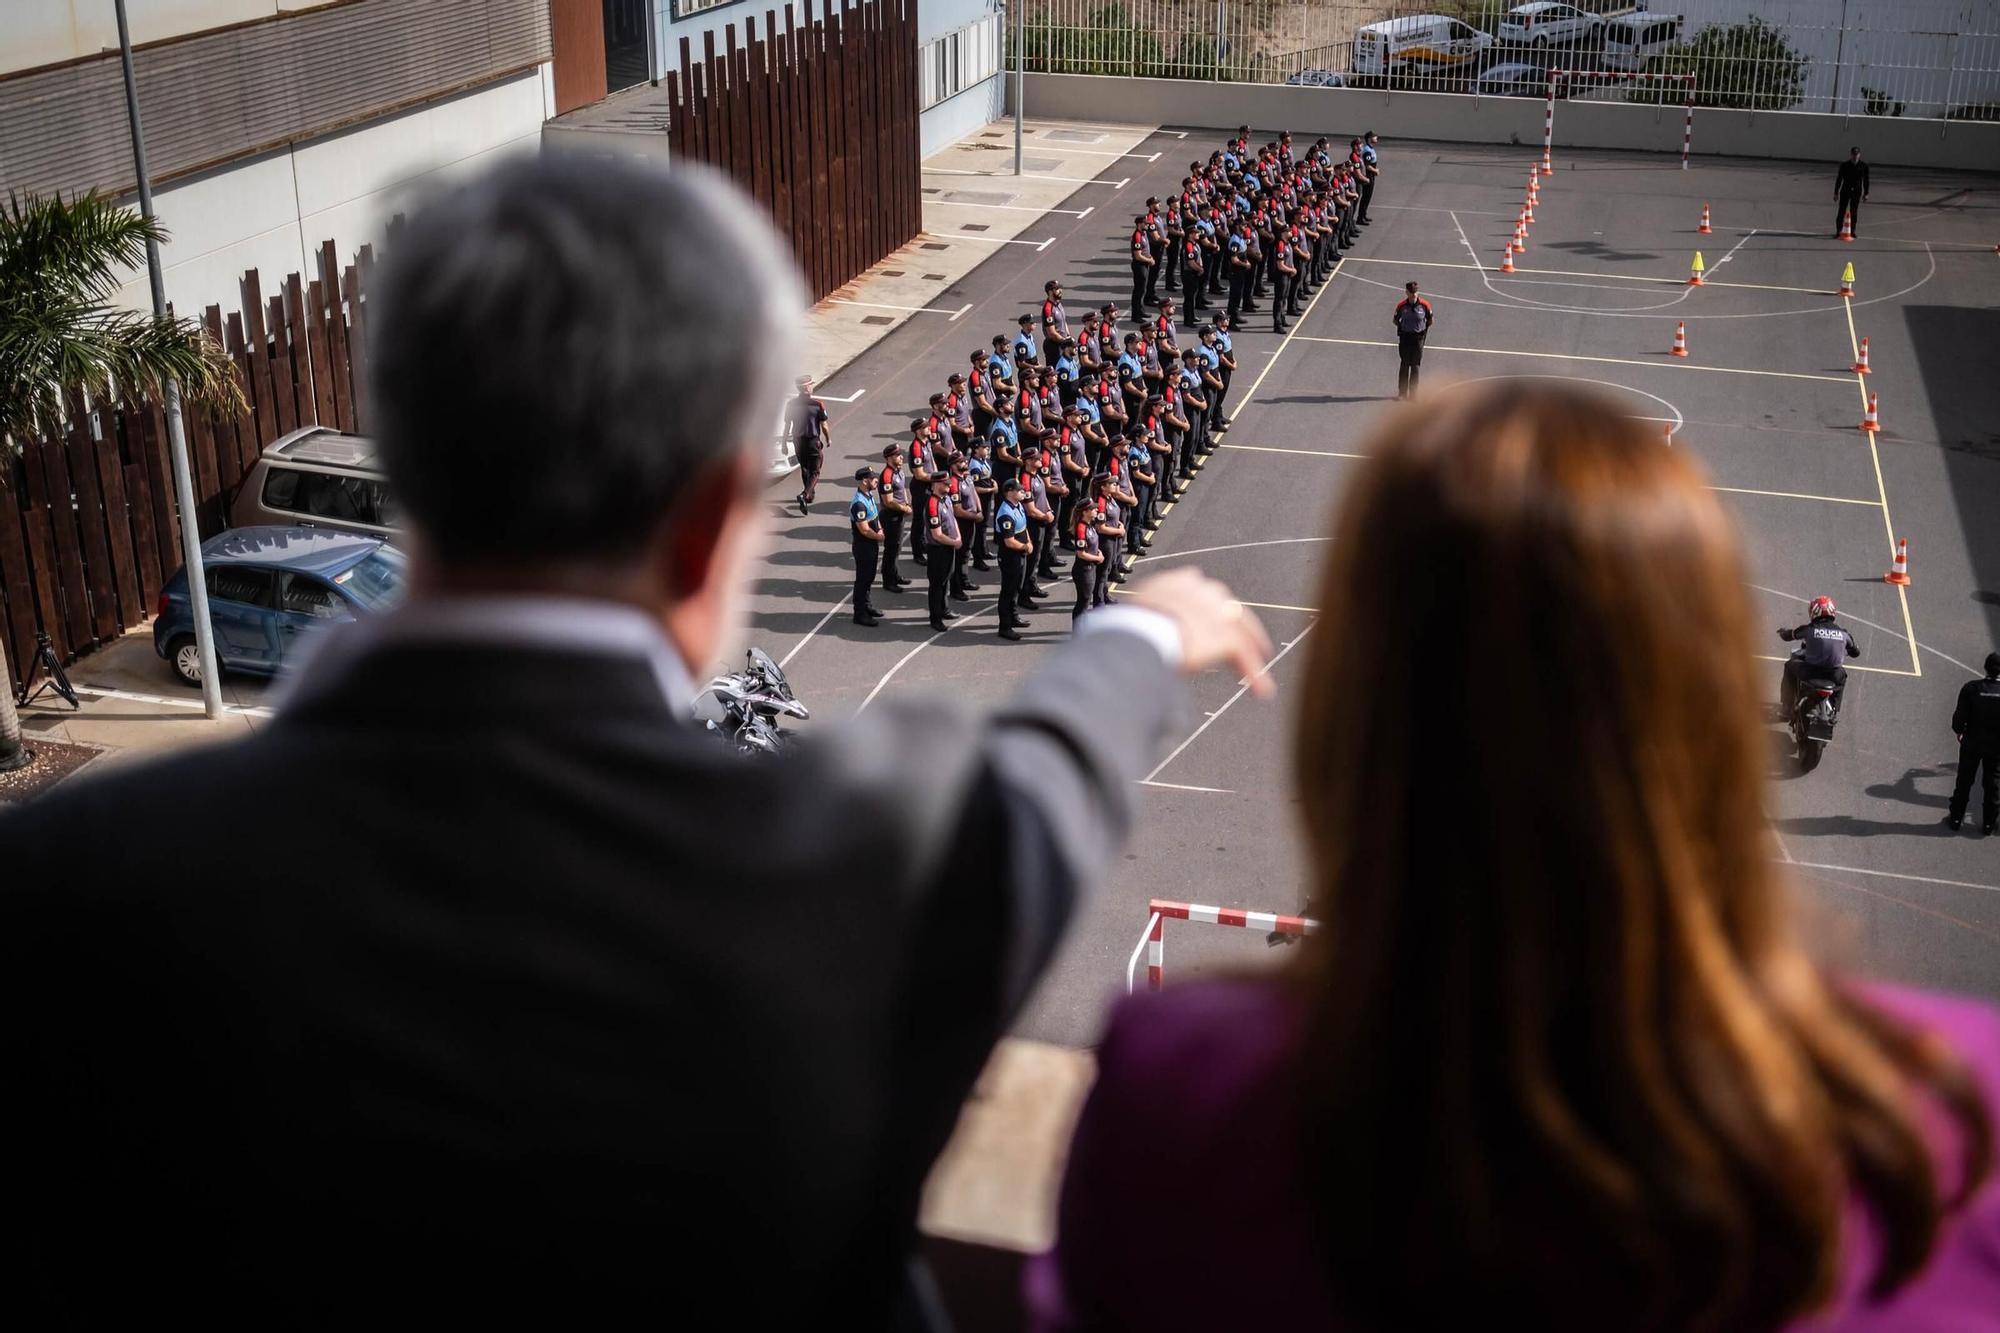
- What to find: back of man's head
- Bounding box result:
[1987,650,2000,678]
[369,155,801,567]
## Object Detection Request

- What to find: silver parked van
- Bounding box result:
[231,426,398,537]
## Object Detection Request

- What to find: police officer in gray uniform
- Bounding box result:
[877,443,911,593]
[1070,505,1106,622]
[1948,651,2000,833]
[922,471,960,632]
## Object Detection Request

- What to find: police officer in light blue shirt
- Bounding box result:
[848,467,883,627]
[1012,314,1039,368]
[987,336,1015,398]
[1054,340,1082,408]
[993,477,1032,641]
[988,411,1021,487]
[1211,317,1237,430]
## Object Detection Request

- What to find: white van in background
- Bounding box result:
[1601,12,1683,71]
[1352,15,1494,82]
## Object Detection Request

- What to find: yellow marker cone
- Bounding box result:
[1839,261,1856,297]
[1688,250,1706,286]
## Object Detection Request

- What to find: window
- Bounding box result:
[671,0,738,17]
[330,550,407,614]
[207,567,275,608]
[278,573,344,620]
[920,13,1001,111]
[263,467,397,529]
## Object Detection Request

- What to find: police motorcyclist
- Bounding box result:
[1777,596,1860,714]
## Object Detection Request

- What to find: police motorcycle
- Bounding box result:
[695,647,808,756]
[1776,602,1847,774]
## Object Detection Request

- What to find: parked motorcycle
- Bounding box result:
[696,647,808,756]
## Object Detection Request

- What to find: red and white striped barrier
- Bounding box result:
[1544,71,1696,171]
[1126,899,1320,993]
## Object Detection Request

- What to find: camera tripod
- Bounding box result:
[17,631,79,710]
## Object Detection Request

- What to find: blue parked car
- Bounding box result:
[154,525,405,686]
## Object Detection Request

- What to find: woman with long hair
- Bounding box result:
[1029,381,1999,1331]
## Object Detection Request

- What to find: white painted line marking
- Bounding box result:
[1842,284,1923,678]
[70,684,273,718]
[855,600,1001,713]
[1035,237,1054,252]
[816,389,867,403]
[939,234,1059,248]
[1787,860,2000,897]
[1292,336,1851,384]
[776,593,853,670]
[1139,779,1236,794]
[929,199,1093,216]
[1711,228,1758,268]
[1035,145,1161,160]
[1220,443,1366,459]
[948,303,973,322]
[1751,653,1915,678]
[827,298,963,317]
[1371,204,1514,216]
[1707,484,1880,506]
[1077,205,1094,220]
[1146,624,1316,782]
[1235,600,1321,614]
[1749,575,1979,678]
[923,168,1130,187]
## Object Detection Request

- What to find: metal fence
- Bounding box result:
[1008,0,2000,121]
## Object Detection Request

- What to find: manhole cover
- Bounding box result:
[959,223,989,232]
[880,269,905,277]
[862,315,894,325]
[921,272,946,280]
[940,189,1020,205]
[1043,129,1105,144]
[921,242,950,250]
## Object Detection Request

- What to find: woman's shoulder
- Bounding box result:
[1092,978,1305,1125]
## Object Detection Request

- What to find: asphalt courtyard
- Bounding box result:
[747,123,2000,1048]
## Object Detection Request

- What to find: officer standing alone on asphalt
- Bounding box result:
[922,471,960,632]
[848,467,883,628]
[1393,281,1434,401]
[1834,145,1871,238]
[877,444,911,594]
[1947,651,2000,834]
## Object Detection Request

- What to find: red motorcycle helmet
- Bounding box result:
[1808,595,1838,622]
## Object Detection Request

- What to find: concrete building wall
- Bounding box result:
[0,0,347,76]
[1014,72,2000,172]
[113,67,552,315]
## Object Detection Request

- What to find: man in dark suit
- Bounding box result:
[0,158,1270,1326]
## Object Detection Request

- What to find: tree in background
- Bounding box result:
[1023,3,1165,77]
[1642,16,1807,112]
[0,191,241,772]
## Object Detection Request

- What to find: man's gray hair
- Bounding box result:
[369,154,803,563]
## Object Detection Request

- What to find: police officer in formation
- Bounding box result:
[812,126,1385,641]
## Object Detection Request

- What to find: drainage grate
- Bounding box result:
[861,315,895,325]
[880,269,905,277]
[922,187,940,195]
[959,223,989,232]
[921,272,946,281]
[921,242,950,250]
[1043,129,1105,144]
[939,189,1020,205]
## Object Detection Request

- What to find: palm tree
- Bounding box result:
[0,191,242,772]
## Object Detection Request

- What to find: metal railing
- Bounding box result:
[1007,0,2000,122]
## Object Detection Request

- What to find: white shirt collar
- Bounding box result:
[274,594,697,715]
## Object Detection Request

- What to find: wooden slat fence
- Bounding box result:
[669,0,920,304]
[2,241,372,699]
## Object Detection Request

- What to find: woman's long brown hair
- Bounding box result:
[1290,381,1990,1331]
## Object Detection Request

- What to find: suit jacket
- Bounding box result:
[0,607,1181,1327]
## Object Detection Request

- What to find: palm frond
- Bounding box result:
[0,192,163,308]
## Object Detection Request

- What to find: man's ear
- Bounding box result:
[662,449,760,599]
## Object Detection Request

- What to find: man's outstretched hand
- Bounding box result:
[1125,570,1278,698]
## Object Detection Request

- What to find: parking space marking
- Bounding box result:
[929,199,1094,218]
[1033,145,1162,161]
[940,233,1058,249]
[1842,287,1922,677]
[1138,779,1236,794]
[1707,484,1882,507]
[826,297,973,320]
[1292,336,1851,384]
[854,598,1002,713]
[1342,253,1830,297]
[1145,624,1316,783]
[923,168,1130,188]
[69,684,274,718]
[1218,443,1365,459]
[1788,860,2000,898]
[1235,600,1321,614]
[776,593,853,670]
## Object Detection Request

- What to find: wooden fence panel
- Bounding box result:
[91,407,142,630]
[138,399,178,593]
[0,463,37,683]
[35,413,92,655]
[321,241,356,433]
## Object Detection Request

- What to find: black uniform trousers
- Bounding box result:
[1162,239,1180,291]
[1837,190,1863,236]
[1273,271,1296,331]
[880,513,906,589]
[925,544,955,625]
[1397,333,1427,398]
[1225,267,1250,324]
[1145,244,1165,305]
[1131,261,1150,316]
[796,445,823,502]
[851,539,878,617]
[969,506,992,567]
[1212,370,1233,431]
[909,505,927,569]
[1072,559,1099,620]
[999,550,1027,629]
[951,534,973,596]
[1950,743,2000,828]
[1359,176,1375,222]
[1032,519,1060,580]
[1184,263,1207,320]
[1179,416,1201,475]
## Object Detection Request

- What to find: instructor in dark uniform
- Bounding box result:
[1393,281,1433,401]
[1948,651,2000,834]
[1834,146,1870,238]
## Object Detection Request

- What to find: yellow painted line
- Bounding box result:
[1293,336,1851,385]
[1219,443,1367,459]
[1752,653,1918,679]
[1707,485,1881,507]
[1337,255,1834,296]
[1234,600,1321,614]
[1842,292,1920,677]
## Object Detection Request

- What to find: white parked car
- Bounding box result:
[1500,2,1604,49]
[1352,15,1495,81]
[1600,12,1683,70]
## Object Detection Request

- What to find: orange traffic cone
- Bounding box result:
[1859,392,1880,432]
[1663,421,1675,444]
[1669,321,1688,357]
[1527,173,1540,201]
[1840,214,1854,242]
[1523,197,1536,223]
[1852,337,1871,374]
[1884,537,1911,586]
[1499,243,1516,273]
[1513,223,1527,253]
[1540,147,1552,176]
[1839,262,1855,297]
[1698,203,1712,234]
